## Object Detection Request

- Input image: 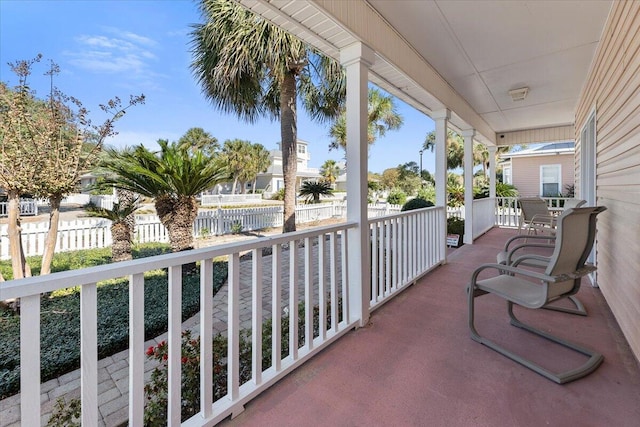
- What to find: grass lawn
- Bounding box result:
[0,244,228,399]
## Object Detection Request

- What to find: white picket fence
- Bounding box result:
[0,203,403,260]
[0,199,39,217]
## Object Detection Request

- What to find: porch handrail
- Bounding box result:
[5,221,359,426]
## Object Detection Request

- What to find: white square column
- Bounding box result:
[341,42,374,327]
[462,129,475,244]
[488,146,497,198]
[433,109,450,261]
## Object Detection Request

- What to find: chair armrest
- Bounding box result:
[530,214,556,226]
[503,234,556,251]
[512,254,551,267]
[470,263,556,286]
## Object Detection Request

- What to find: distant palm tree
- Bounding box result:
[97,140,229,252]
[85,201,138,262]
[243,143,271,193]
[329,88,403,151]
[221,139,252,193]
[320,159,341,185]
[191,0,345,232]
[299,180,333,204]
[178,127,219,158]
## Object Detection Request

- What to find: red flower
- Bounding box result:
[162,354,168,361]
[181,357,188,364]
[146,346,154,356]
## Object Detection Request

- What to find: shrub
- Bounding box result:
[270,188,285,201]
[401,198,434,211]
[0,244,228,399]
[386,189,407,205]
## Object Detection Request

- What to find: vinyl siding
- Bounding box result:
[575,0,640,361]
[511,154,574,197]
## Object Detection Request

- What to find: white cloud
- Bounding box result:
[66,28,158,79]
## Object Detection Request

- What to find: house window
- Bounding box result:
[298,145,306,154]
[540,164,561,196]
[502,165,512,185]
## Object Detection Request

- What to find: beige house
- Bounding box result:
[501,141,575,197]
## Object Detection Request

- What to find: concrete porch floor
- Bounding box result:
[221,227,640,427]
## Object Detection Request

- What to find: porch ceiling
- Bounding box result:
[238,0,612,145]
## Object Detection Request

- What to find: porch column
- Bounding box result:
[488,146,497,198]
[433,109,450,261]
[462,129,475,244]
[341,42,374,327]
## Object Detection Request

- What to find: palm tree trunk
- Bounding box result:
[280,71,298,233]
[252,178,257,194]
[116,188,136,240]
[232,177,239,194]
[111,222,132,262]
[156,195,198,252]
[40,193,63,275]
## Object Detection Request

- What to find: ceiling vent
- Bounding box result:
[509,87,529,102]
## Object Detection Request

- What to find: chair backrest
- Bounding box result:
[563,198,587,210]
[518,197,550,221]
[544,206,607,298]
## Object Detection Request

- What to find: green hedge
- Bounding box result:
[0,244,228,399]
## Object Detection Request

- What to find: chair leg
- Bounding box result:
[468,288,603,384]
[542,295,587,316]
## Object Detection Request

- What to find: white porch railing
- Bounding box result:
[2,206,447,426]
[494,197,573,228]
[472,198,495,239]
[0,199,39,217]
[369,206,446,309]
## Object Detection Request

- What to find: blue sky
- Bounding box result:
[0,0,436,173]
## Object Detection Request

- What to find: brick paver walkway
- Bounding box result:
[0,222,344,427]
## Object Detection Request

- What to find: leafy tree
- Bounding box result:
[395,162,421,195]
[328,87,403,151]
[177,127,219,157]
[97,140,229,252]
[386,189,407,206]
[85,200,138,262]
[319,159,341,185]
[0,56,143,279]
[380,168,400,190]
[299,180,332,204]
[191,0,345,232]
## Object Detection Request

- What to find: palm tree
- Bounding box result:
[329,88,403,151]
[85,201,138,262]
[243,143,271,193]
[299,180,333,204]
[319,159,341,185]
[221,139,252,193]
[423,129,465,170]
[178,127,219,158]
[190,0,345,233]
[97,140,229,252]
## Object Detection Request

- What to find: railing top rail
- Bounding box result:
[0,221,357,300]
[367,205,443,225]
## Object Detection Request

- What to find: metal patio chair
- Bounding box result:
[517,197,556,235]
[468,206,607,384]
